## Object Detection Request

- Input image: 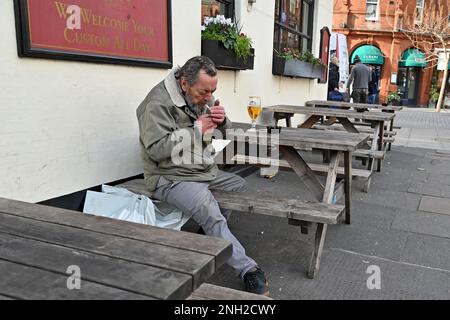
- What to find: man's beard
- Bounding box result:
[184,90,204,117]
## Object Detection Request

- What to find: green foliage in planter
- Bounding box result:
[430,84,440,103]
[201,15,253,60]
[274,47,324,67]
[234,34,253,60]
[387,91,401,103]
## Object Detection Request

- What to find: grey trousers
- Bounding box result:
[152,170,258,279]
[352,89,369,112]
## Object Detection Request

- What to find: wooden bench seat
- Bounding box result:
[349,121,402,130]
[313,124,396,136]
[311,125,395,144]
[353,149,385,160]
[115,178,344,279]
[116,179,344,225]
[231,155,372,179]
[211,190,343,224]
[373,136,394,143]
[187,283,273,300]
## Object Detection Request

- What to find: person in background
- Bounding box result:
[325,56,343,124]
[328,55,340,97]
[368,66,379,104]
[346,55,371,108]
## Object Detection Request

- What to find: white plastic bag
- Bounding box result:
[83,185,188,230]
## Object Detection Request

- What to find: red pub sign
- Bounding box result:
[14,0,172,68]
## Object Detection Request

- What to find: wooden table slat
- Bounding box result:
[305,100,403,112]
[229,123,369,151]
[264,105,395,121]
[0,232,192,300]
[0,197,232,270]
[0,259,152,300]
[0,211,215,289]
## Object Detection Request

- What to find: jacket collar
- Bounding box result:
[164,68,186,108]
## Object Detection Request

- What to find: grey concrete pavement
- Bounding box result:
[206,109,450,299]
[394,107,450,151]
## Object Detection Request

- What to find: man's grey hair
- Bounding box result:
[174,56,217,86]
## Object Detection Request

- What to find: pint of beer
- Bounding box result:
[247,96,261,129]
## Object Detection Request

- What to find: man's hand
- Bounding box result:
[196,114,217,134]
[209,99,226,125]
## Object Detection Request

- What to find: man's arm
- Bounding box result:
[346,69,354,90]
[139,101,202,162]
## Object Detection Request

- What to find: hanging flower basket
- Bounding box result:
[201,40,254,70]
[272,55,325,79]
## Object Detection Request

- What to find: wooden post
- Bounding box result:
[344,151,352,224]
[307,223,327,279]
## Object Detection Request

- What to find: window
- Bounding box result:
[415,0,424,24]
[365,0,379,20]
[273,0,315,54]
[201,0,234,20]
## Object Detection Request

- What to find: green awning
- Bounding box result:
[350,45,384,65]
[399,49,426,67]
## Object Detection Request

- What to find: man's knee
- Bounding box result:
[169,182,226,227]
[213,171,247,192]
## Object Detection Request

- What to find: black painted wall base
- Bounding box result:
[39,174,144,212]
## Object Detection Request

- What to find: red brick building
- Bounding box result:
[332,0,449,106]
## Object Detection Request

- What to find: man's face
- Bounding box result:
[181,71,218,106]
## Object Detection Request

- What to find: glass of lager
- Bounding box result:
[247,96,261,130]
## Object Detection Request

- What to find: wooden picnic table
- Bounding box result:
[0,197,232,300]
[305,100,403,112]
[305,100,402,151]
[227,122,369,225]
[224,123,368,277]
[264,105,394,191]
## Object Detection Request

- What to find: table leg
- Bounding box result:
[298,115,322,129]
[307,223,327,279]
[388,118,394,151]
[383,110,395,152]
[344,151,352,224]
[322,151,340,204]
[306,150,342,278]
[274,112,294,128]
[364,122,380,192]
[280,146,324,201]
[377,121,384,172]
[280,146,342,279]
[336,117,359,133]
[286,116,292,127]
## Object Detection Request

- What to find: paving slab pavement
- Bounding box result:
[206,109,450,299]
[213,149,450,297]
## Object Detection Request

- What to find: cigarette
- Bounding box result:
[203,104,212,115]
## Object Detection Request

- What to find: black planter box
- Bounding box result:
[201,40,254,71]
[272,56,325,79]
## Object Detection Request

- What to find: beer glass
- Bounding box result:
[247,96,261,130]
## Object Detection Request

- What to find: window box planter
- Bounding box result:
[272,56,325,79]
[389,99,401,106]
[201,40,254,71]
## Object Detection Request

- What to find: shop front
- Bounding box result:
[396,48,426,106]
[350,45,384,103]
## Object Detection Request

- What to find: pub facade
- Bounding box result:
[1,0,332,203]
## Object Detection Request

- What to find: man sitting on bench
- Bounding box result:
[136,56,269,296]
